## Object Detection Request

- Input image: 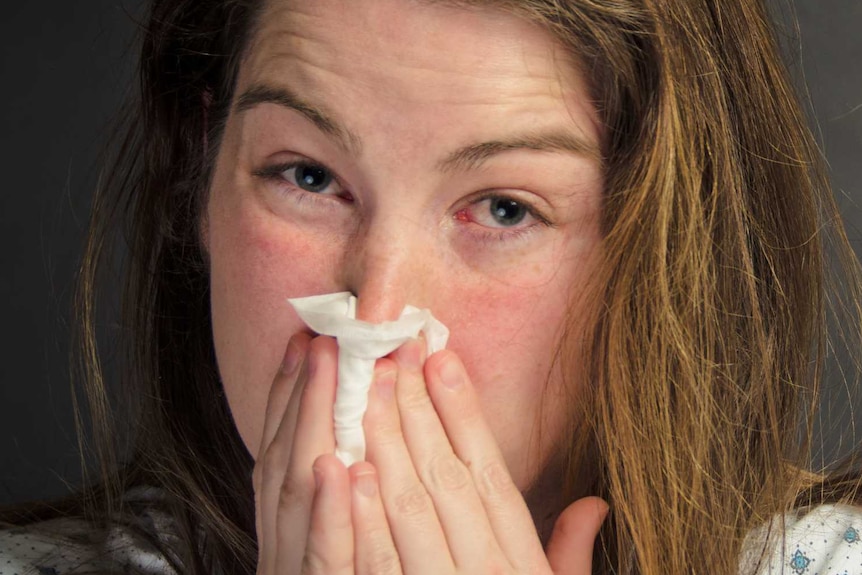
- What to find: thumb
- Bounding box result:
[545,496,609,574]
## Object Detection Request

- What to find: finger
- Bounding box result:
[254,332,311,573]
[424,350,544,571]
[259,332,312,460]
[350,462,403,575]
[301,454,354,575]
[363,360,454,573]
[273,336,340,575]
[545,497,608,575]
[390,339,504,570]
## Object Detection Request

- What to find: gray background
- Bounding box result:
[1,1,860,505]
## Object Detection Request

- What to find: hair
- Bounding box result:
[4,0,861,574]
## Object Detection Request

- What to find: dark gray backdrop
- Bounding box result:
[1,1,861,505]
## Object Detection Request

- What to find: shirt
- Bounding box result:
[744,504,862,574]
[2,494,861,574]
[0,487,179,575]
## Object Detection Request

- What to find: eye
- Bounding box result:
[254,159,349,199]
[455,195,542,230]
[487,198,528,226]
[281,162,339,194]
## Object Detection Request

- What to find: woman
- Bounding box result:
[2,0,860,573]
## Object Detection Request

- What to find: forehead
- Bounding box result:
[239,0,589,108]
[228,0,604,174]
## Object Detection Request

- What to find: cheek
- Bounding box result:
[438,253,590,487]
[208,191,341,455]
[444,236,592,391]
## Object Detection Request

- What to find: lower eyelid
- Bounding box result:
[462,222,544,245]
[453,212,547,246]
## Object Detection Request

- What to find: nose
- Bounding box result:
[339,214,432,323]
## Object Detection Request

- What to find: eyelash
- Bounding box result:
[455,192,554,243]
[252,159,554,242]
[253,160,352,202]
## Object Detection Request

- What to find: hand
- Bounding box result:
[253,332,350,575]
[300,337,609,574]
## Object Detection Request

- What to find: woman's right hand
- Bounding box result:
[253,332,352,575]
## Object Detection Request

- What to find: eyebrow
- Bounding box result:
[234,83,600,170]
[234,84,361,153]
[437,131,601,173]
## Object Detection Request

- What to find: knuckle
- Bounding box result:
[362,538,401,575]
[261,441,289,476]
[369,552,401,575]
[268,369,294,399]
[257,453,288,494]
[365,415,403,445]
[355,501,401,573]
[481,559,510,575]
[279,473,314,509]
[476,460,517,500]
[392,484,432,517]
[300,551,323,575]
[260,467,284,498]
[425,454,470,493]
[301,548,352,575]
[398,383,433,411]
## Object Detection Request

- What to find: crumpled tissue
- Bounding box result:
[288,292,449,466]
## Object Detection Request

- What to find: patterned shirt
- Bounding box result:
[2,495,862,574]
[744,504,862,574]
[0,487,179,575]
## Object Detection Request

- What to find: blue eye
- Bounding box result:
[489,198,528,226]
[285,163,335,193]
[254,159,352,204]
[455,195,540,231]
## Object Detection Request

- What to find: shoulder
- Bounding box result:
[743,503,862,575]
[0,487,181,575]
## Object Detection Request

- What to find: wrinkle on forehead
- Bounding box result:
[236,0,602,168]
[244,0,587,106]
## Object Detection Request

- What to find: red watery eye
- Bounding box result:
[454,197,532,229]
[454,208,473,223]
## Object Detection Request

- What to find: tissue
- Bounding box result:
[288,292,449,466]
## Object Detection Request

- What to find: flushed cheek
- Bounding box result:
[438,279,570,486]
[209,198,343,452]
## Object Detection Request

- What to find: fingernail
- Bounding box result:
[313,466,323,490]
[375,369,396,402]
[598,500,610,522]
[439,355,464,390]
[354,472,377,498]
[398,338,424,371]
[281,339,301,375]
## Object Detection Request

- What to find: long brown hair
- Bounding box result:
[9,1,861,574]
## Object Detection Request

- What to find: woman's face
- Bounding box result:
[206,0,603,491]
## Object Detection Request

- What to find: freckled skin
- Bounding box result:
[205,0,603,494]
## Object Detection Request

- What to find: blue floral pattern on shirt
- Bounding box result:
[790,548,812,574]
[743,504,862,574]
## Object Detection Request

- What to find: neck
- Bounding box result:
[523,453,598,546]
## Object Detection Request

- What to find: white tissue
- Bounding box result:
[288,292,449,466]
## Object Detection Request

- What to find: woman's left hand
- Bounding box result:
[302,338,608,575]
